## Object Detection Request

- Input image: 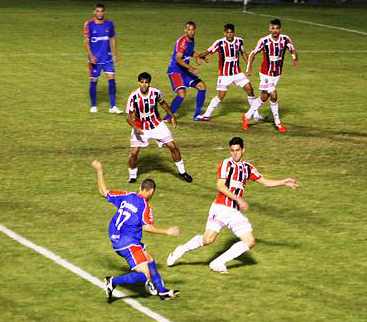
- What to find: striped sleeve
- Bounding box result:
[126,92,135,114]
[83,21,90,38]
[141,200,154,226]
[157,89,163,102]
[239,38,246,54]
[252,37,264,54]
[247,163,262,181]
[285,35,295,52]
[176,37,188,53]
[207,39,220,54]
[217,159,230,179]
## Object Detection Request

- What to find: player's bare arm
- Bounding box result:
[126,113,143,135]
[241,51,249,65]
[160,100,177,128]
[217,178,249,210]
[84,37,97,64]
[109,36,120,65]
[143,225,180,236]
[257,177,299,189]
[175,52,198,74]
[246,51,257,76]
[92,160,108,197]
[291,49,300,68]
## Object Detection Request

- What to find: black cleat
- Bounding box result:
[159,289,180,300]
[127,178,137,184]
[179,172,192,183]
[104,277,115,301]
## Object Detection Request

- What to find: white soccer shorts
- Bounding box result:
[130,121,173,148]
[216,72,250,91]
[259,72,280,93]
[205,203,253,237]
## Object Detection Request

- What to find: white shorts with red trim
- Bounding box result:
[130,121,173,148]
[205,203,253,237]
[216,73,250,91]
[259,72,280,93]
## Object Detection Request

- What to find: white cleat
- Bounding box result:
[209,261,228,274]
[90,106,98,113]
[109,106,123,114]
[167,245,185,267]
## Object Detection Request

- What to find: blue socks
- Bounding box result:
[89,81,97,107]
[194,89,206,118]
[108,79,116,107]
[165,96,184,119]
[112,271,147,287]
[148,261,168,293]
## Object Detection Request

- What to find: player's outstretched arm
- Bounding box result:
[257,177,299,189]
[217,179,249,211]
[92,160,108,198]
[143,225,180,236]
[160,100,177,128]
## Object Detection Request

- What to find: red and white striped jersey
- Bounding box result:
[252,34,295,77]
[126,87,163,130]
[207,37,246,76]
[214,158,262,210]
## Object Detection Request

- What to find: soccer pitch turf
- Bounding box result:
[0,0,366,321]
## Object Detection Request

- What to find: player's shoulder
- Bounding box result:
[108,190,132,197]
[84,18,94,26]
[234,36,244,42]
[129,88,140,97]
[149,86,161,94]
[280,34,292,41]
[177,34,188,44]
[220,157,232,166]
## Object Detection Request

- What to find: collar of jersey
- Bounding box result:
[139,87,151,97]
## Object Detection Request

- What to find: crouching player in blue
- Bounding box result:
[92,160,180,301]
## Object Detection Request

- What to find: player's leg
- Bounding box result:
[166,73,186,120]
[242,90,268,131]
[104,63,122,114]
[268,90,286,132]
[201,86,227,120]
[88,62,100,113]
[165,140,192,182]
[193,81,207,120]
[128,147,140,183]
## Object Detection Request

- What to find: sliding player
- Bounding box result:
[167,137,298,273]
[243,19,299,132]
[92,160,180,300]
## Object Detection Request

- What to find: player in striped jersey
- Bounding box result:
[126,72,192,183]
[167,137,298,273]
[196,23,256,121]
[243,19,299,132]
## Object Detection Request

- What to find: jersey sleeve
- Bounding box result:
[217,159,230,179]
[141,200,154,226]
[84,21,90,39]
[126,93,135,114]
[157,89,163,102]
[285,36,295,52]
[247,164,262,181]
[239,38,246,54]
[107,190,129,207]
[176,37,188,53]
[207,40,220,54]
[252,38,264,54]
[109,22,116,38]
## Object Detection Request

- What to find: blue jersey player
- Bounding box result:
[166,21,208,121]
[84,4,122,114]
[92,160,180,301]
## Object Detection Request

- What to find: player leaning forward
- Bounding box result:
[243,19,299,133]
[92,160,180,300]
[126,72,192,183]
[167,137,298,273]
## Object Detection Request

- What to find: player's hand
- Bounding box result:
[293,60,300,68]
[189,67,199,74]
[204,57,210,63]
[284,178,299,189]
[92,160,103,172]
[167,226,180,236]
[171,116,177,129]
[237,198,249,211]
[134,126,143,135]
[245,69,252,77]
[196,57,203,66]
[90,55,98,64]
[113,54,121,66]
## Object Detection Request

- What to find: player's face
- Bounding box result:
[230,144,244,163]
[94,7,105,20]
[224,29,235,41]
[185,24,196,39]
[269,24,281,38]
[139,79,150,94]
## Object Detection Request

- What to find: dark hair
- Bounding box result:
[138,72,152,82]
[229,137,244,149]
[270,18,281,27]
[224,23,235,32]
[141,178,156,191]
[95,3,105,10]
[186,21,196,28]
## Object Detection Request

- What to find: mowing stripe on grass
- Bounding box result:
[0,223,173,322]
[245,12,367,36]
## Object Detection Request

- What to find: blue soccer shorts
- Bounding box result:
[168,71,202,92]
[115,243,148,270]
[88,60,115,78]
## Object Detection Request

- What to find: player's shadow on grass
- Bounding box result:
[138,153,178,178]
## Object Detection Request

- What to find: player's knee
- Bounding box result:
[197,82,206,91]
[218,91,226,100]
[260,92,268,101]
[177,91,186,98]
[248,238,256,249]
[202,235,215,246]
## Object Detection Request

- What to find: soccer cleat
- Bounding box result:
[127,178,137,184]
[144,280,158,296]
[90,106,98,113]
[167,245,185,267]
[159,289,180,300]
[209,261,228,274]
[193,115,211,122]
[109,106,123,114]
[276,123,287,133]
[241,114,250,131]
[179,172,193,183]
[104,277,115,301]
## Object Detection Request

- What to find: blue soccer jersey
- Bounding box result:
[167,34,195,74]
[107,190,154,250]
[84,18,115,64]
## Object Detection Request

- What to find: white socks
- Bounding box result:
[203,96,221,118]
[175,160,186,174]
[245,97,264,119]
[247,95,256,108]
[212,241,249,265]
[270,101,280,125]
[182,235,204,252]
[128,167,138,179]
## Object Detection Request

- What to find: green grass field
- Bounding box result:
[1,1,367,321]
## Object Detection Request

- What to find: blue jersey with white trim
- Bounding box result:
[84,18,115,64]
[107,190,154,250]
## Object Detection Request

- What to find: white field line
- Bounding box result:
[245,12,367,36]
[0,223,173,322]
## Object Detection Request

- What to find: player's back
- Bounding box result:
[167,34,195,73]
